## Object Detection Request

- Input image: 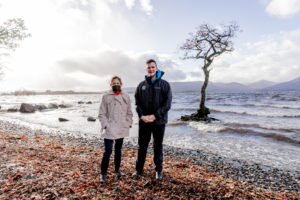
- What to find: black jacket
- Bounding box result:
[135,71,172,125]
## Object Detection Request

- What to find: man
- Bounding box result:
[132,59,172,180]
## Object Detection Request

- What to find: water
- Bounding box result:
[0,91,299,171]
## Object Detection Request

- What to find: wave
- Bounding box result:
[219,127,300,146]
[167,121,187,126]
[214,103,300,110]
[225,122,300,133]
[172,107,198,111]
[210,109,300,118]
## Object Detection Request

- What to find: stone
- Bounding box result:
[7,108,18,112]
[35,104,47,111]
[87,117,96,122]
[58,118,69,122]
[78,101,84,104]
[59,104,72,108]
[48,103,58,109]
[20,103,36,113]
[86,101,92,104]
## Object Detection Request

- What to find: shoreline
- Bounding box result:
[2,130,300,199]
[0,120,299,196]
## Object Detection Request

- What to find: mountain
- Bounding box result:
[247,80,277,90]
[169,81,252,93]
[122,76,300,93]
[263,77,300,91]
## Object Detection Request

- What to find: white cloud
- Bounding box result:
[140,0,153,15]
[0,0,155,91]
[124,0,136,9]
[210,30,300,83]
[266,0,300,17]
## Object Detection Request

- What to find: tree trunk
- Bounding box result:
[180,62,215,122]
[196,64,211,118]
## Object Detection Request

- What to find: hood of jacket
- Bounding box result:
[145,70,164,84]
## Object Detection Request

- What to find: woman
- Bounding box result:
[98,76,133,183]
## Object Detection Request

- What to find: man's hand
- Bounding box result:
[141,115,156,123]
[141,116,150,123]
[148,115,156,122]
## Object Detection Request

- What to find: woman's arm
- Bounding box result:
[98,95,108,129]
[126,96,133,127]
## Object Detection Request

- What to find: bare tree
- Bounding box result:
[0,18,31,78]
[180,23,239,121]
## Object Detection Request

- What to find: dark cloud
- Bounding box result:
[57,50,187,86]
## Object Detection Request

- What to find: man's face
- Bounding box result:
[146,62,158,77]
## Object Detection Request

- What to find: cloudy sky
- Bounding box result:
[0,0,300,92]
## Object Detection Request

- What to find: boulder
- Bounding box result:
[7,108,18,112]
[58,104,72,108]
[20,103,36,113]
[87,117,96,122]
[48,103,58,109]
[58,118,69,122]
[35,104,47,111]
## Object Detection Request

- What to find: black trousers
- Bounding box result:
[101,138,124,175]
[136,122,165,173]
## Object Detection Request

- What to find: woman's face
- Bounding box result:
[110,79,121,88]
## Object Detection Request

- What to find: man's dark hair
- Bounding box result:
[146,59,157,66]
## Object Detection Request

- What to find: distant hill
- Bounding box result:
[122,77,300,93]
[169,81,252,93]
[263,77,300,91]
[247,80,277,90]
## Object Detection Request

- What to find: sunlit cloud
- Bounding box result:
[266,0,300,17]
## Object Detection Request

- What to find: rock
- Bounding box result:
[86,101,92,104]
[20,103,36,113]
[78,101,84,104]
[35,104,47,111]
[59,104,72,108]
[48,103,58,109]
[7,108,18,112]
[58,118,69,122]
[87,117,96,122]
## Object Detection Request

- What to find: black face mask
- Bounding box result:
[112,85,121,92]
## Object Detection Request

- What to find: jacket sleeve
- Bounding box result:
[135,84,144,118]
[98,95,108,129]
[126,95,133,127]
[154,82,172,119]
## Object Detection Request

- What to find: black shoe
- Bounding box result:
[132,171,141,179]
[156,171,163,181]
[100,174,106,183]
[115,170,125,176]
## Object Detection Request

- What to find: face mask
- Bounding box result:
[112,85,121,92]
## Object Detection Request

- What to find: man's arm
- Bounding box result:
[154,82,172,119]
[135,83,144,118]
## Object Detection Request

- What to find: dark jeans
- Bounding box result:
[136,121,165,173]
[101,138,124,175]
